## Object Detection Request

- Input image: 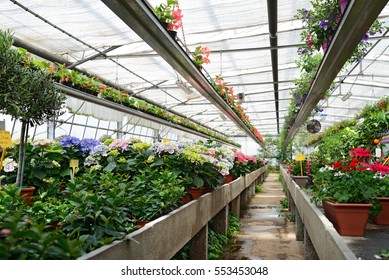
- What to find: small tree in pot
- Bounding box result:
[0,30,66,187]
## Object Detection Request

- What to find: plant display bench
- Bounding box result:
[80,166,267,260]
[281,166,357,260]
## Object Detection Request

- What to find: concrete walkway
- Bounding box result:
[223,172,304,260]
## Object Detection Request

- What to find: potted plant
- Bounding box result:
[295,0,385,61]
[287,159,310,188]
[311,147,377,236]
[153,0,183,39]
[369,164,389,225]
[0,30,66,194]
[192,46,211,70]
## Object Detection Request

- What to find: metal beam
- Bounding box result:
[68,46,122,69]
[267,0,279,134]
[101,0,264,147]
[56,83,238,147]
[342,80,389,89]
[228,80,294,86]
[282,0,388,149]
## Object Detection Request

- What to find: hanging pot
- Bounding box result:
[338,0,349,15]
[160,22,177,41]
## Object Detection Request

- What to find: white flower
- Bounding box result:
[2,158,17,172]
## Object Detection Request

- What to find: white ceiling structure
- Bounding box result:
[1,0,389,151]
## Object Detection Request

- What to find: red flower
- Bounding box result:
[333,161,342,169]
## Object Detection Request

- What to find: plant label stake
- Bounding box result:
[0,131,12,172]
[69,159,79,180]
[296,154,306,176]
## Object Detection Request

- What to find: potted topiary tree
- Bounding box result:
[0,30,66,194]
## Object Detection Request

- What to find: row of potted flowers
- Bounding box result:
[0,136,266,259]
[1,29,239,148]
[286,147,389,236]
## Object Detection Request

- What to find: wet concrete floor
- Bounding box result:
[223,172,305,260]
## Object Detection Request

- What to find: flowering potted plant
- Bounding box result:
[192,46,211,70]
[295,0,339,54]
[287,159,310,188]
[311,147,385,236]
[153,0,183,39]
[0,31,65,196]
[295,0,385,62]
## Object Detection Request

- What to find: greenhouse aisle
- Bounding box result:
[223,172,304,260]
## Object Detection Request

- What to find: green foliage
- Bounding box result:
[208,229,229,260]
[255,184,262,193]
[311,168,377,204]
[0,30,65,187]
[0,185,83,259]
[227,214,241,238]
[354,111,389,149]
[126,169,185,222]
[280,198,288,209]
[0,213,83,260]
[62,172,135,252]
[379,249,389,259]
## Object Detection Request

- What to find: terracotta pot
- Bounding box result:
[338,0,349,14]
[323,201,372,236]
[136,221,149,228]
[223,174,235,184]
[182,187,204,203]
[20,186,36,204]
[372,197,389,225]
[291,175,308,188]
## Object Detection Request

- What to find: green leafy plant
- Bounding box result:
[0,213,83,260]
[62,172,135,252]
[311,148,387,206]
[192,46,211,68]
[154,0,183,31]
[0,30,66,188]
[126,169,185,222]
[208,228,229,260]
[379,249,389,259]
[227,214,241,238]
[255,184,263,193]
[280,198,289,209]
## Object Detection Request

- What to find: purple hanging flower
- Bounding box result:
[319,20,329,30]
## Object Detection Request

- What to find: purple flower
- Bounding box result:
[79,138,100,155]
[362,34,369,41]
[301,49,307,55]
[319,20,329,30]
[302,94,308,99]
[60,136,80,148]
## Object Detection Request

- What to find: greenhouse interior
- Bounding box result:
[1,0,389,261]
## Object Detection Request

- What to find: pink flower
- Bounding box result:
[201,47,211,56]
[202,56,210,64]
[369,163,389,174]
[0,228,11,235]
